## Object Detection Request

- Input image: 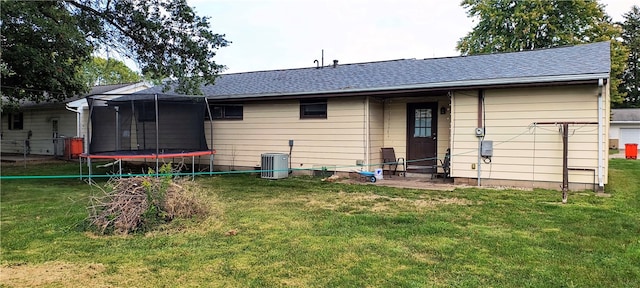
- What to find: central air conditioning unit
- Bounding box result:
[261,153,289,179]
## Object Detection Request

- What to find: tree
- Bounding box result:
[1,0,228,106]
[618,6,640,108]
[1,1,92,104]
[81,57,141,86]
[456,0,627,104]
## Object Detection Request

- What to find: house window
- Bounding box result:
[300,99,327,119]
[8,112,23,130]
[414,108,432,137]
[207,104,243,120]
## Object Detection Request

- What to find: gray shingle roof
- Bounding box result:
[612,109,640,122]
[16,83,143,108]
[139,41,611,100]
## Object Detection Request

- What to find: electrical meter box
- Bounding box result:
[481,140,493,157]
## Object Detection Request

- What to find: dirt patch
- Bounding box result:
[0,262,106,288]
[339,177,457,191]
[304,192,479,213]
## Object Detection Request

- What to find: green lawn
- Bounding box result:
[1,160,639,287]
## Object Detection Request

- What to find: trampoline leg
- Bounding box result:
[209,154,213,176]
[79,157,83,180]
[192,155,195,180]
[119,159,122,178]
[88,157,92,183]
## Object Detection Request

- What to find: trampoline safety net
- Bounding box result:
[87,94,210,155]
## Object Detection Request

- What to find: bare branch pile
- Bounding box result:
[87,174,209,235]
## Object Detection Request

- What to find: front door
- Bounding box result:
[407,103,437,171]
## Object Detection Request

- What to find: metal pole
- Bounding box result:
[86,98,94,185]
[477,90,483,187]
[204,97,214,176]
[155,94,159,177]
[210,153,213,176]
[114,106,120,151]
[562,122,569,204]
[87,99,92,154]
[477,139,482,186]
[23,140,27,168]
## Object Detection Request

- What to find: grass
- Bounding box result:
[1,159,639,287]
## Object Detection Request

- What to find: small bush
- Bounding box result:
[87,164,209,235]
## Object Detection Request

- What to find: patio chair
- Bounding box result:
[431,148,451,181]
[381,147,406,177]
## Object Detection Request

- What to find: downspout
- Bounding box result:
[65,105,81,137]
[79,108,84,152]
[597,78,604,190]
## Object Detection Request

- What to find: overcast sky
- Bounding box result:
[187,0,636,74]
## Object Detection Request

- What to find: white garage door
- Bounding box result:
[620,128,640,149]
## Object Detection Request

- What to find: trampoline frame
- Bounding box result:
[79,93,216,180]
[80,150,216,180]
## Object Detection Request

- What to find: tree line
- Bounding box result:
[458,0,639,108]
[1,0,638,108]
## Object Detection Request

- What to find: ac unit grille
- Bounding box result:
[261,153,289,179]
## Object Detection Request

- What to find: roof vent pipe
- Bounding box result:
[313,49,325,69]
[333,60,338,68]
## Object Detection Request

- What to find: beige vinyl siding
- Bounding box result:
[369,98,385,169]
[451,85,605,186]
[382,96,451,163]
[206,97,367,171]
[437,97,452,162]
[1,107,76,155]
[382,98,407,159]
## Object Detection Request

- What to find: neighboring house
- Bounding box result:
[609,108,640,150]
[137,42,611,191]
[1,82,150,156]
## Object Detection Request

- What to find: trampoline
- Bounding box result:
[80,93,216,179]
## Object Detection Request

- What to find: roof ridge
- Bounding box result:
[429,41,610,61]
[219,42,609,76]
[219,58,416,76]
